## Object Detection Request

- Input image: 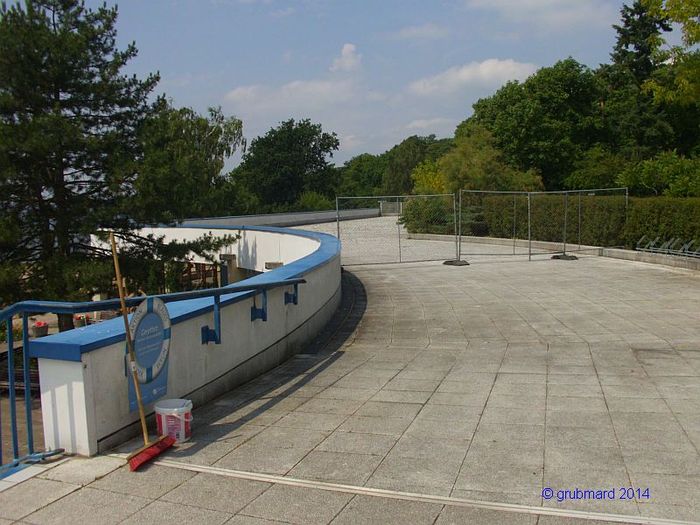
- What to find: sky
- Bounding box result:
[89,0,630,164]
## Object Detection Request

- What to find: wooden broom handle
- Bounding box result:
[110,232,150,446]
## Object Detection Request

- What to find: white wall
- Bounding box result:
[38,226,341,455]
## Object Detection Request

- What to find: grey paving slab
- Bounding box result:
[0,478,78,521]
[435,506,537,525]
[214,443,312,474]
[330,495,443,525]
[337,415,412,436]
[89,464,195,500]
[24,487,149,525]
[39,456,124,486]
[121,500,232,525]
[240,484,352,525]
[316,431,397,456]
[288,450,383,484]
[160,473,271,514]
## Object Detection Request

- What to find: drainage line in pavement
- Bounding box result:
[121,456,698,525]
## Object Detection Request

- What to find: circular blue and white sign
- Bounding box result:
[129,297,171,384]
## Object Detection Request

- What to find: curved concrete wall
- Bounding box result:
[31,226,341,455]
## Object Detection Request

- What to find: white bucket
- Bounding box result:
[154,399,193,443]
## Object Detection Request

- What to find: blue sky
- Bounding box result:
[92,0,629,164]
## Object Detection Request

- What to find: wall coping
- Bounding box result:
[29,226,341,362]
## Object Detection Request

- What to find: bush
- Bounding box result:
[623,197,700,246]
[399,197,454,234]
[295,191,334,212]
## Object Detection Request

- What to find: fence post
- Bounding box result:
[396,196,402,263]
[335,196,340,239]
[452,194,458,260]
[512,193,517,255]
[22,312,34,454]
[563,192,568,256]
[7,318,19,460]
[458,191,462,261]
[527,193,532,261]
[578,192,582,250]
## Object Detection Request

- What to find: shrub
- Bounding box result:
[404,193,700,250]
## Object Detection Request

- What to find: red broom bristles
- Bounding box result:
[128,436,176,471]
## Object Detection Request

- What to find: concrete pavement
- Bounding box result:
[1,255,699,524]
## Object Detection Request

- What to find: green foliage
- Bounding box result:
[611,0,671,85]
[382,135,453,194]
[411,160,445,194]
[295,191,334,211]
[131,103,245,223]
[469,59,601,189]
[337,153,387,196]
[0,1,241,311]
[617,151,700,196]
[623,196,700,244]
[439,125,543,192]
[237,119,339,208]
[643,0,700,105]
[566,146,632,189]
[399,197,454,235]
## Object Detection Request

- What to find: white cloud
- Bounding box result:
[391,23,450,40]
[409,58,537,96]
[406,117,455,131]
[225,78,355,114]
[465,0,618,30]
[271,7,294,17]
[330,43,362,73]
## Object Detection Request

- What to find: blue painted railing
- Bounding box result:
[0,277,304,478]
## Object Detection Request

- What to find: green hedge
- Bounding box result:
[623,197,700,247]
[401,195,700,249]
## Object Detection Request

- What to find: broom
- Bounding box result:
[110,232,175,471]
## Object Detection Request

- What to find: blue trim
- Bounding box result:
[163,327,171,340]
[28,226,340,362]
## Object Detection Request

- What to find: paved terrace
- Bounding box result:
[1,255,699,524]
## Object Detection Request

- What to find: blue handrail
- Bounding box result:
[0,276,305,477]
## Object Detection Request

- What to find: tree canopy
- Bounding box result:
[236,118,339,210]
[0,1,241,318]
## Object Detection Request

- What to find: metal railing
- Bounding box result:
[0,277,304,478]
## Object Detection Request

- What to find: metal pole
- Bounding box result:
[512,193,517,255]
[335,196,340,239]
[563,192,568,255]
[396,196,402,263]
[527,193,532,261]
[452,194,458,260]
[22,312,33,454]
[7,318,19,459]
[458,191,462,260]
[578,192,582,251]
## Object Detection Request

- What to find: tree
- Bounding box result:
[565,145,631,189]
[130,102,245,223]
[643,0,700,105]
[382,135,453,195]
[617,151,700,195]
[611,0,671,85]
[438,125,542,192]
[411,159,445,194]
[337,153,387,196]
[470,59,601,189]
[0,1,237,326]
[236,119,339,209]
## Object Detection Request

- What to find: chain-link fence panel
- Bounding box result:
[398,194,458,263]
[529,188,628,259]
[458,191,530,260]
[336,194,457,265]
[458,188,628,262]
